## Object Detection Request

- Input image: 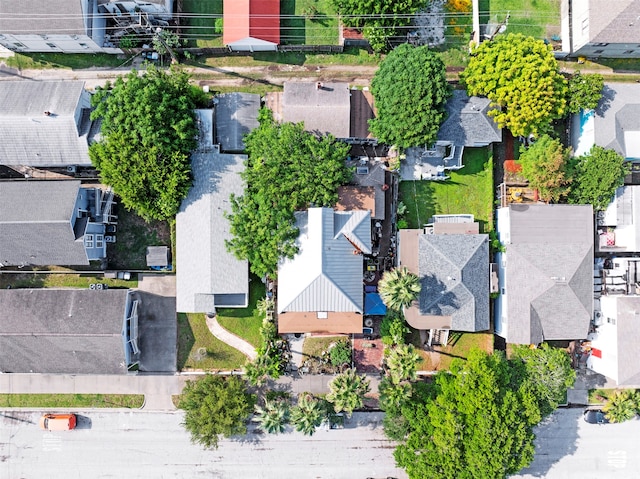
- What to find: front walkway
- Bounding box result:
[205,316,258,361]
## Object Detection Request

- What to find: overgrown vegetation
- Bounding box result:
[0,394,144,408]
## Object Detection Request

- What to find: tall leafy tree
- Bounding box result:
[568,146,629,210]
[379,376,412,411]
[331,0,426,52]
[566,71,604,113]
[226,109,351,278]
[90,65,204,220]
[290,393,326,436]
[378,267,421,311]
[254,399,289,434]
[385,343,421,384]
[178,375,256,449]
[519,135,572,203]
[326,368,371,416]
[369,44,450,148]
[461,33,568,137]
[394,350,540,479]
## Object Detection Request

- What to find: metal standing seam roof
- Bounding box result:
[223,0,280,45]
[0,81,94,166]
[502,204,594,344]
[176,109,249,313]
[282,82,351,138]
[0,289,130,374]
[277,207,371,314]
[215,92,260,152]
[0,0,87,35]
[0,180,89,266]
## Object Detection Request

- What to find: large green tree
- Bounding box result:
[519,135,572,203]
[226,109,351,278]
[330,0,425,52]
[394,350,540,479]
[178,375,256,449]
[566,71,604,114]
[568,146,629,210]
[290,393,327,436]
[90,65,204,220]
[461,33,568,137]
[369,44,450,148]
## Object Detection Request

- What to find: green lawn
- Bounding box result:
[177,313,247,371]
[0,394,143,408]
[0,272,136,289]
[488,0,560,39]
[4,52,131,70]
[216,277,265,349]
[181,0,223,47]
[281,0,339,45]
[408,331,494,371]
[302,336,349,360]
[399,147,494,232]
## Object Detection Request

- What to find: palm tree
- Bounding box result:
[290,393,326,436]
[378,377,412,411]
[604,390,638,423]
[378,267,421,311]
[386,343,421,384]
[254,399,289,434]
[326,368,371,416]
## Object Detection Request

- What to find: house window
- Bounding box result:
[85,234,94,248]
[96,235,104,248]
[501,288,506,294]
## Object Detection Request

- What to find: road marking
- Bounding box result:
[607,450,627,469]
[42,434,62,452]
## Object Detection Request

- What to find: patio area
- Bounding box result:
[401,142,462,181]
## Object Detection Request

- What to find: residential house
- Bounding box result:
[588,257,640,385]
[0,80,98,168]
[398,217,490,346]
[572,82,640,160]
[0,289,139,374]
[402,90,501,181]
[0,0,173,54]
[561,0,640,58]
[277,207,371,334]
[223,0,280,52]
[0,180,114,267]
[495,204,594,344]
[214,92,260,153]
[176,109,249,313]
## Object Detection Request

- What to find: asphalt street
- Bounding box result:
[0,410,406,479]
[512,408,640,479]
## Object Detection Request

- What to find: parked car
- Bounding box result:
[39,413,77,431]
[584,408,609,424]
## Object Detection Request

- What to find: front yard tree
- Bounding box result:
[386,343,421,384]
[226,109,351,278]
[568,146,629,210]
[178,375,256,449]
[90,65,203,221]
[327,368,371,416]
[603,390,639,423]
[519,135,572,203]
[290,393,326,436]
[461,33,568,137]
[369,44,450,148]
[254,399,289,434]
[394,349,540,479]
[566,71,604,114]
[378,267,421,311]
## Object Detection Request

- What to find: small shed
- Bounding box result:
[146,246,169,269]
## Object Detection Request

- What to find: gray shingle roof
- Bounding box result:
[278,207,371,314]
[501,204,594,344]
[437,90,501,147]
[589,0,640,44]
[176,109,248,313]
[0,289,130,374]
[0,0,87,35]
[0,81,95,166]
[591,83,640,159]
[283,82,351,138]
[417,234,490,331]
[0,180,89,266]
[215,92,260,152]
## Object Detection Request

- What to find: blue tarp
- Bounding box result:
[364,293,387,316]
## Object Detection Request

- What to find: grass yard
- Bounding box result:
[4,52,131,70]
[177,313,247,371]
[108,206,171,270]
[399,147,494,232]
[0,271,136,289]
[488,0,560,39]
[181,0,223,47]
[281,0,339,45]
[216,276,265,348]
[0,394,143,408]
[408,331,494,371]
